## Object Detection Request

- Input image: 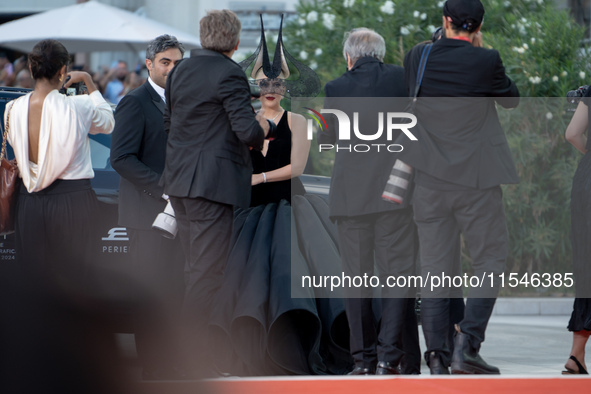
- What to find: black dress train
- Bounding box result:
[208,111,352,375]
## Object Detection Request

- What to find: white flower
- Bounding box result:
[512,46,525,54]
[309,61,318,70]
[427,25,436,33]
[437,1,445,7]
[529,76,541,84]
[561,71,568,77]
[552,75,559,82]
[522,43,529,50]
[298,18,306,26]
[504,1,511,6]
[343,0,355,7]
[413,10,420,18]
[300,50,308,60]
[580,71,586,79]
[315,48,323,56]
[307,11,318,23]
[531,37,536,44]
[380,1,395,15]
[400,26,410,36]
[323,13,336,30]
[521,17,527,23]
[546,112,553,120]
[421,13,427,20]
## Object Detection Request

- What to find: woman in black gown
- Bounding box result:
[250,73,308,206]
[563,88,591,375]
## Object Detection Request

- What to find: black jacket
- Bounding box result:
[402,38,520,189]
[161,48,265,208]
[321,57,410,218]
[111,81,168,229]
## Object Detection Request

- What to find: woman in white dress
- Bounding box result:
[4,39,114,294]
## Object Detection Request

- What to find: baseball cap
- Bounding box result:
[443,0,485,32]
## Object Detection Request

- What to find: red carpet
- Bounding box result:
[137,375,591,394]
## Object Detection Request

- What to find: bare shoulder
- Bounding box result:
[287,111,306,129]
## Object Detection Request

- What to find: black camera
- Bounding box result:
[250,84,261,99]
[59,76,87,96]
[432,26,445,42]
[566,85,590,105]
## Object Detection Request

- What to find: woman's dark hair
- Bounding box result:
[28,39,70,81]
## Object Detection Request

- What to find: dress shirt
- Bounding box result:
[147,77,166,103]
[5,89,114,192]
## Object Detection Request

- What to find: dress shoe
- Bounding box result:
[375,361,400,375]
[450,328,500,375]
[428,351,450,375]
[348,366,375,375]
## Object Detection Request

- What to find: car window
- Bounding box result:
[90,136,112,170]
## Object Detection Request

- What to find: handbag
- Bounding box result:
[382,44,432,205]
[0,104,20,235]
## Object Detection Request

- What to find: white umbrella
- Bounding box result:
[0,1,201,53]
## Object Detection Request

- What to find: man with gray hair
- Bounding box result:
[111,34,185,380]
[162,9,270,378]
[320,28,419,375]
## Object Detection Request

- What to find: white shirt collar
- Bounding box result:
[148,76,166,103]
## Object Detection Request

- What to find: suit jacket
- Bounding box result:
[402,39,520,189]
[321,57,410,218]
[110,81,167,230]
[161,48,264,208]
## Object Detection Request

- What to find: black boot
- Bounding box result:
[428,351,450,375]
[450,326,500,375]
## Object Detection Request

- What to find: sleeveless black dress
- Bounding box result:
[568,90,591,331]
[250,111,306,207]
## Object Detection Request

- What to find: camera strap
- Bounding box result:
[413,44,433,99]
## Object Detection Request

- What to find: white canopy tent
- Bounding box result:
[0,1,201,53]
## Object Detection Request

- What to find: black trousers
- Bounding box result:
[170,196,233,373]
[15,179,98,294]
[413,185,507,366]
[128,228,185,373]
[337,209,417,367]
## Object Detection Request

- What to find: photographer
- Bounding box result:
[402,0,519,375]
[4,39,114,295]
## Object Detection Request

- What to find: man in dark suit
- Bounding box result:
[403,0,519,375]
[110,35,185,380]
[161,9,269,378]
[320,28,419,375]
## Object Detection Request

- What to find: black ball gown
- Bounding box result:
[208,112,353,375]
